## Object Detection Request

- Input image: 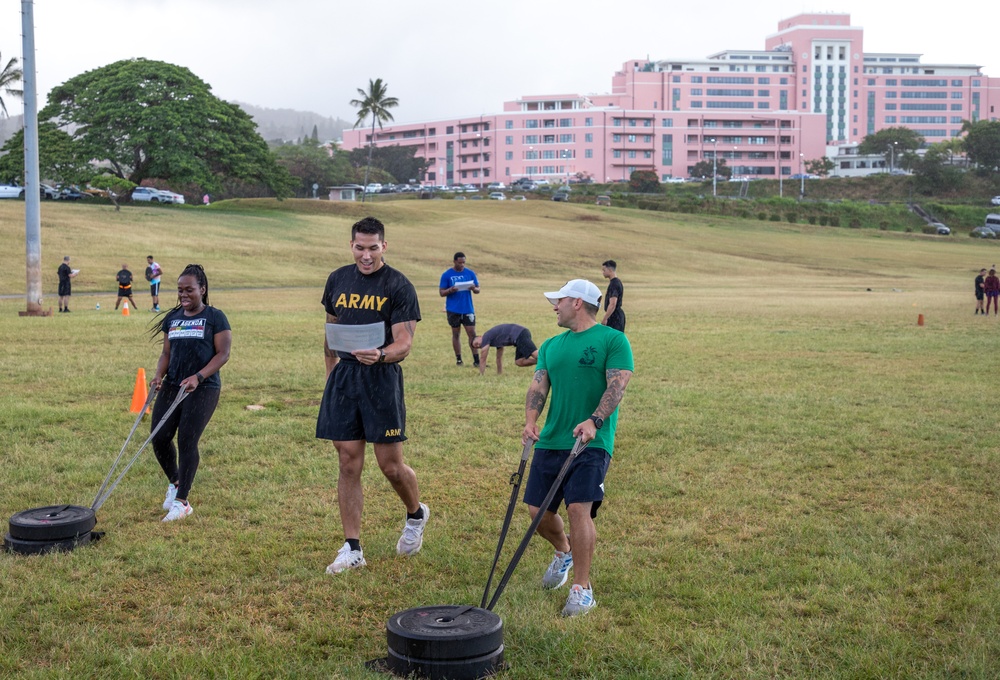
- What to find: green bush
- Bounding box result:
[770,213,781,221]
[819,215,829,226]
[879,221,889,230]
[808,215,817,225]
[757,212,768,221]
[785,212,798,223]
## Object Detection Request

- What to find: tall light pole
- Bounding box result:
[476,132,483,187]
[710,138,718,197]
[889,141,897,173]
[563,148,570,187]
[799,152,805,199]
[528,146,533,181]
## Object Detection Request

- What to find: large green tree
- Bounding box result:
[961,119,1000,174]
[347,144,429,185]
[40,58,292,197]
[0,122,93,184]
[0,51,22,118]
[349,78,398,200]
[857,127,924,170]
[274,143,353,197]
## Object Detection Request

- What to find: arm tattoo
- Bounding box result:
[526,369,549,415]
[594,368,633,418]
[403,320,416,338]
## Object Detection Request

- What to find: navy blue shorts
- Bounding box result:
[316,361,407,443]
[150,282,160,297]
[523,446,610,518]
[512,328,537,361]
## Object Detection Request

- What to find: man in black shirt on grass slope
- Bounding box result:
[316,216,428,575]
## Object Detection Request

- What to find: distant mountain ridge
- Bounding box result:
[235,102,352,145]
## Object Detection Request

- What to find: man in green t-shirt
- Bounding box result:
[522,278,634,617]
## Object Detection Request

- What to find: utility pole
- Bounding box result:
[20,0,48,317]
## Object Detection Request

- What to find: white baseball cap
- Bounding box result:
[543,279,602,306]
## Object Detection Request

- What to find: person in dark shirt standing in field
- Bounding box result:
[115,263,137,311]
[317,216,428,575]
[985,268,1000,315]
[975,268,986,315]
[57,255,77,313]
[600,260,625,332]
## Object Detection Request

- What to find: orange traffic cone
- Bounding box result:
[917,313,925,326]
[130,368,149,413]
[122,301,130,317]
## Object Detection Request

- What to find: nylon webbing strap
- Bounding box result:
[485,436,586,611]
[92,388,188,511]
[480,441,533,608]
[91,388,157,509]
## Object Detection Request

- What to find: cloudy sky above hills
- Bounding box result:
[2,0,995,131]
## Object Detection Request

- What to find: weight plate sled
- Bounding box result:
[387,605,504,661]
[386,644,504,680]
[8,505,96,541]
[4,531,92,555]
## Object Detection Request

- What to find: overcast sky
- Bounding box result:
[2,0,996,130]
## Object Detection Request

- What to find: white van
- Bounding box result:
[985,213,1000,229]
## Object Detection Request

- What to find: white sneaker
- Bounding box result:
[561,584,597,617]
[326,542,366,574]
[396,502,429,555]
[162,499,193,522]
[542,550,573,589]
[162,483,178,510]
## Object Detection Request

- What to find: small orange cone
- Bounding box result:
[130,368,149,413]
[917,313,925,326]
[122,301,130,317]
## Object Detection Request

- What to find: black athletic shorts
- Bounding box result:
[606,311,626,333]
[150,282,160,297]
[58,281,71,297]
[117,286,132,297]
[447,312,476,328]
[316,361,407,443]
[513,328,537,361]
[523,446,610,519]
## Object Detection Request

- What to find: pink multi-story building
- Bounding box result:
[340,12,999,186]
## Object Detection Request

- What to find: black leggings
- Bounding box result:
[151,384,220,501]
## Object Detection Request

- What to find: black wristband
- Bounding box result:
[196,372,205,384]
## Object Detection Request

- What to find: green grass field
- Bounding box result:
[2,198,999,678]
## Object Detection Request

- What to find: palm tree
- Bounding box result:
[350,78,398,202]
[0,51,24,118]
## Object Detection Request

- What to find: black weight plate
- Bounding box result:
[386,644,504,680]
[387,605,503,660]
[4,531,92,555]
[9,505,96,541]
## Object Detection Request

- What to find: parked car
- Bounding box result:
[58,187,87,200]
[158,190,185,204]
[487,182,506,191]
[551,191,570,202]
[991,196,1000,206]
[663,177,686,184]
[929,222,950,235]
[0,182,24,199]
[971,226,998,239]
[364,183,383,194]
[41,184,58,199]
[510,195,526,201]
[533,178,550,186]
[488,192,506,200]
[131,187,167,202]
[596,195,612,206]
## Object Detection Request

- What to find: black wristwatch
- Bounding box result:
[589,415,604,430]
[377,348,386,363]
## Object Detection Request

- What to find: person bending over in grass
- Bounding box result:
[472,323,538,376]
[986,269,1000,315]
[317,216,428,575]
[149,264,232,522]
[522,279,634,617]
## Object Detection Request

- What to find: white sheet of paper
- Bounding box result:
[453,280,476,290]
[71,269,80,275]
[325,322,384,352]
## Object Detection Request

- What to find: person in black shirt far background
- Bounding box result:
[601,260,626,332]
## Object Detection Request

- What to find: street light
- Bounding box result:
[528,146,533,181]
[563,148,570,187]
[710,138,718,197]
[889,141,897,173]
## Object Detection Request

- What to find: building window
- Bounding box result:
[585,149,593,158]
[885,116,896,123]
[505,151,513,160]
[559,118,572,127]
[691,76,703,83]
[585,133,593,143]
[691,89,702,96]
[585,117,593,126]
[662,118,673,127]
[505,136,513,145]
